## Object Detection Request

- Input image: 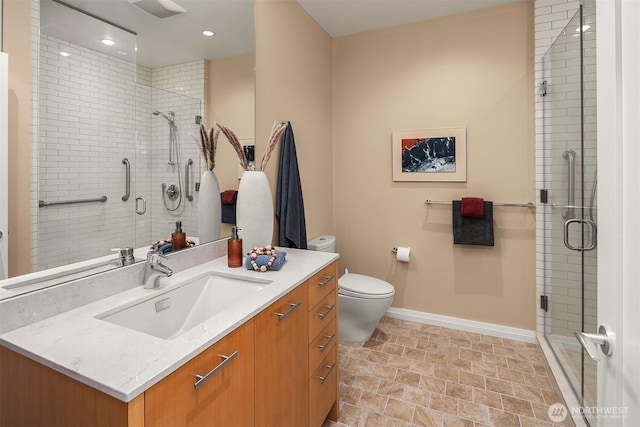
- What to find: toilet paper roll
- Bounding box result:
[396,246,411,262]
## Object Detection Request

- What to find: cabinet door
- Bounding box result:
[255,283,309,427]
[145,319,255,427]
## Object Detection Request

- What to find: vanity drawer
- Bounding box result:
[308,262,337,308]
[309,319,337,375]
[309,345,338,427]
[309,289,336,342]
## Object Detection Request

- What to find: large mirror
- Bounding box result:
[1,0,255,297]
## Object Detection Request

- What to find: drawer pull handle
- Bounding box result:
[275,302,302,321]
[318,334,335,352]
[317,304,335,320]
[194,351,238,389]
[317,363,336,384]
[317,275,335,288]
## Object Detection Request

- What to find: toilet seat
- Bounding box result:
[339,273,395,299]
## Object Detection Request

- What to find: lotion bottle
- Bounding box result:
[228,226,243,267]
[171,221,186,251]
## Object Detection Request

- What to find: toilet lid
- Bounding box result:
[339,273,395,298]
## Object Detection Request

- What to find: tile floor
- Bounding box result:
[324,316,571,427]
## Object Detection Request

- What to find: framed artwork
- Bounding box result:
[392,127,466,182]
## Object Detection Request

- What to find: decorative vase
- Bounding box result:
[236,170,274,253]
[197,170,221,244]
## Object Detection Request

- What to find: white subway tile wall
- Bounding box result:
[534,0,597,336]
[148,61,206,244]
[31,10,207,270]
[36,34,139,270]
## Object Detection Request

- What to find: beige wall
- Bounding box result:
[3,0,32,277]
[207,54,256,236]
[332,2,536,330]
[254,0,333,241]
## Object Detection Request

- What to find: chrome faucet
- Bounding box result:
[143,251,173,289]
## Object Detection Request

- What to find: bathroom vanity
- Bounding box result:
[0,245,339,427]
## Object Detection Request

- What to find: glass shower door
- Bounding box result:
[541,1,597,421]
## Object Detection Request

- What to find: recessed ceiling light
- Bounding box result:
[60,51,71,57]
[202,30,215,37]
[576,24,590,32]
[102,39,116,46]
[117,51,128,56]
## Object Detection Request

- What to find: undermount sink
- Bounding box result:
[96,272,270,340]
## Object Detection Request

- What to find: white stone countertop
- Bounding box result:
[0,248,338,403]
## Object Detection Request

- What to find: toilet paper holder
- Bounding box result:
[391,247,399,253]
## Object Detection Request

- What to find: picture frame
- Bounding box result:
[392,127,466,182]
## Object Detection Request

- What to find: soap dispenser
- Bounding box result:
[228,226,243,267]
[171,221,186,251]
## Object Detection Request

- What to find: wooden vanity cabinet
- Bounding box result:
[0,260,339,427]
[255,281,309,427]
[144,318,255,427]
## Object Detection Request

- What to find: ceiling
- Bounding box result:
[41,0,522,69]
[297,0,524,37]
[41,0,255,69]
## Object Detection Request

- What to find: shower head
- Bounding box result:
[153,110,174,124]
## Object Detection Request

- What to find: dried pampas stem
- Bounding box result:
[191,124,218,171]
[216,122,248,171]
[260,121,287,171]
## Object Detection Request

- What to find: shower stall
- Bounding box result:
[538,0,597,422]
[35,0,204,271]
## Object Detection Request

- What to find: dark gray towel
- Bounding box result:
[276,123,308,249]
[452,200,494,246]
[220,192,237,224]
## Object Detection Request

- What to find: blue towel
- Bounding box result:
[275,123,308,249]
[245,251,287,271]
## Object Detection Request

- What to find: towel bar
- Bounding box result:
[425,200,535,208]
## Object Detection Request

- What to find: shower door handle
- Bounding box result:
[574,325,613,360]
[122,158,130,202]
[185,159,193,202]
[563,219,597,251]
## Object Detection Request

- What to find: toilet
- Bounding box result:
[308,235,395,342]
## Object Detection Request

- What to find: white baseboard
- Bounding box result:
[385,307,537,344]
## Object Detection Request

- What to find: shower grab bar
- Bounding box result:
[563,150,576,220]
[185,159,193,202]
[39,196,107,208]
[424,200,535,208]
[122,158,130,202]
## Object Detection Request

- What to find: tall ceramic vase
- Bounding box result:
[197,170,221,244]
[236,170,274,253]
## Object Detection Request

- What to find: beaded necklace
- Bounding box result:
[248,245,277,272]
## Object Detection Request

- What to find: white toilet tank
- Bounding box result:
[308,235,336,253]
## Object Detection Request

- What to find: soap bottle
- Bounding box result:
[171,221,186,251]
[228,226,243,268]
